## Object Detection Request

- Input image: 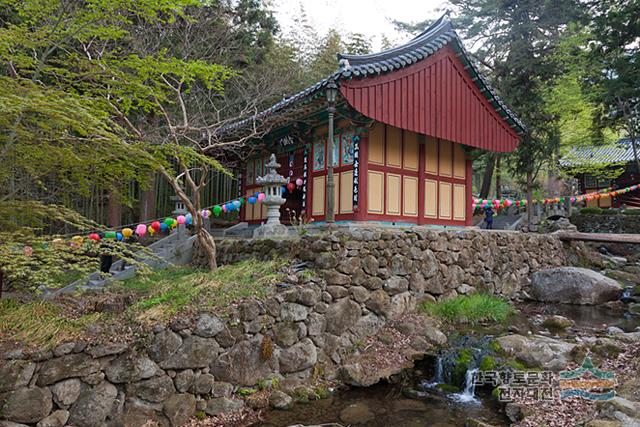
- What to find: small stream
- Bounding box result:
[258,377,506,427]
[257,302,638,427]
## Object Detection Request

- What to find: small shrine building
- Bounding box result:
[224,15,525,227]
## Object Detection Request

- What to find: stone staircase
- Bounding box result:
[45,226,197,298]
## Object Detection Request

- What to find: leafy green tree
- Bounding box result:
[584,0,640,171]
[0,0,285,278]
[344,32,372,55]
[447,0,584,222]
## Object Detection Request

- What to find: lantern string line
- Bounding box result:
[53,191,267,240]
[473,183,640,209]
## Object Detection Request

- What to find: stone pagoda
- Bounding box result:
[253,154,289,237]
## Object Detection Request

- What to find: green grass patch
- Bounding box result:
[579,207,605,215]
[0,300,105,348]
[420,293,512,325]
[622,209,640,215]
[121,258,286,323]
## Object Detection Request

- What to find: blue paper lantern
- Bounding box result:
[233,200,241,209]
[116,232,123,241]
[185,213,193,225]
[248,196,257,204]
[160,223,168,231]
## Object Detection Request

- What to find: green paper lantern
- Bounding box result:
[105,231,116,239]
[164,217,174,226]
[213,205,222,216]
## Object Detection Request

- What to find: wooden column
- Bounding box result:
[107,190,122,227]
[139,174,157,221]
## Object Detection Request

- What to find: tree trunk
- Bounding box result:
[526,169,533,228]
[139,174,156,221]
[196,226,217,270]
[628,127,640,174]
[618,98,640,173]
[107,190,122,227]
[495,155,502,199]
[480,153,497,199]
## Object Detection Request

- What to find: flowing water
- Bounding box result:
[258,301,638,426]
[451,368,480,404]
[258,377,506,427]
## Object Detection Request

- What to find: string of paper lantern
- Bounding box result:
[473,184,640,211]
[81,191,266,243]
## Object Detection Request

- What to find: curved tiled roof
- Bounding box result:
[220,13,525,135]
[560,139,639,167]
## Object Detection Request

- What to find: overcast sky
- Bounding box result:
[273,0,446,50]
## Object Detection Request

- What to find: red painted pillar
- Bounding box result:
[355,133,369,222]
[465,155,474,226]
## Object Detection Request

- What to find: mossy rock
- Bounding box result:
[541,315,575,330]
[436,383,461,393]
[489,339,506,356]
[605,270,639,285]
[504,360,527,371]
[479,355,497,371]
[452,349,473,386]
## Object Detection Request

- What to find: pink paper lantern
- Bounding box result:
[177,215,186,224]
[295,178,303,186]
[136,224,147,236]
[257,193,266,201]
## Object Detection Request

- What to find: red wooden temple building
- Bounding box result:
[223,15,525,227]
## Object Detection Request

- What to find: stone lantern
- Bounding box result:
[254,153,289,237]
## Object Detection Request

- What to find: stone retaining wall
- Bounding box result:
[218,228,567,300]
[571,213,640,234]
[0,228,567,427]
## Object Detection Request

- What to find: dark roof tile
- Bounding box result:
[220,13,525,135]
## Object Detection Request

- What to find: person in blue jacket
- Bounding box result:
[484,206,494,229]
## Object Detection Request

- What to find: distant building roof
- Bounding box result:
[220,13,525,137]
[560,139,639,167]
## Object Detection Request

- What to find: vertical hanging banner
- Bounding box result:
[352,136,360,209]
[302,148,308,210]
[237,172,243,218]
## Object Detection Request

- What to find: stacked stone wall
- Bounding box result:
[0,228,566,427]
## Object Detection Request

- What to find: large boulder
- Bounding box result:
[163,394,196,427]
[530,267,623,305]
[36,410,69,427]
[1,387,52,424]
[325,298,361,335]
[50,378,82,407]
[0,360,35,393]
[37,354,100,386]
[204,397,244,416]
[194,314,225,338]
[105,354,158,383]
[495,334,576,371]
[67,382,117,427]
[127,375,176,403]
[278,338,317,374]
[159,336,220,369]
[211,335,279,386]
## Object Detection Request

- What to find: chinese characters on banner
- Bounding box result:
[302,149,308,210]
[352,136,360,208]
